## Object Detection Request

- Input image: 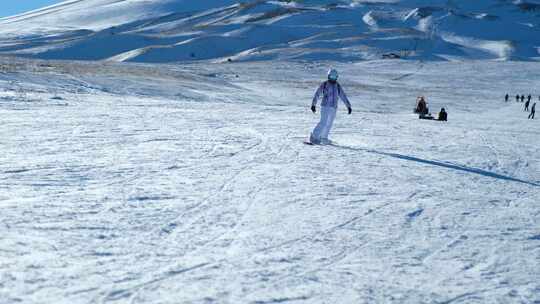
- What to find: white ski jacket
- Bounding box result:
[312,81,351,109]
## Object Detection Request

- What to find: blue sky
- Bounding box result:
[0,0,62,18]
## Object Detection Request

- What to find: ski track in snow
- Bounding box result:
[0,58,539,303]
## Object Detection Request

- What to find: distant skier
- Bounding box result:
[525,99,530,111]
[515,94,520,102]
[505,94,509,102]
[521,95,525,102]
[527,94,532,103]
[529,103,536,119]
[437,108,447,121]
[309,68,352,144]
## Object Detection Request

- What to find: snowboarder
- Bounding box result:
[525,99,530,111]
[505,94,509,102]
[309,68,352,144]
[438,108,448,121]
[521,95,525,102]
[529,103,536,119]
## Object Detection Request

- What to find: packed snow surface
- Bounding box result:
[1,0,540,62]
[1,57,539,303]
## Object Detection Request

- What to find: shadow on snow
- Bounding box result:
[329,144,539,187]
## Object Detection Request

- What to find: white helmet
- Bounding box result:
[328,68,339,81]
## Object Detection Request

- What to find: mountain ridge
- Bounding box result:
[1,0,539,62]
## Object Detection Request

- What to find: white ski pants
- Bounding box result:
[311,106,337,143]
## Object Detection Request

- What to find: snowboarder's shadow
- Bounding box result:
[329,144,539,187]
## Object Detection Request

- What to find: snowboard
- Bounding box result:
[303,140,333,145]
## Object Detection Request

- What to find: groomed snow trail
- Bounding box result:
[0,58,539,303]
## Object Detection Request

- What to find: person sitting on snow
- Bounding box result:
[415,96,429,115]
[309,68,352,144]
[438,108,448,121]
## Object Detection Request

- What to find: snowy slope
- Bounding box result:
[1,0,540,62]
[1,56,539,303]
[0,0,237,34]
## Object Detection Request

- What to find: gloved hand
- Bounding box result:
[348,107,352,115]
[311,105,316,113]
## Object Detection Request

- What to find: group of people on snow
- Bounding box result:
[414,96,447,121]
[507,93,534,104]
[505,93,536,119]
[308,70,536,145]
[308,68,447,145]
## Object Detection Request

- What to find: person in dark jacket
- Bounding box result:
[505,94,509,102]
[438,108,447,121]
[516,94,520,102]
[521,95,525,102]
[525,99,530,111]
[529,103,536,119]
[415,96,428,115]
[527,95,532,103]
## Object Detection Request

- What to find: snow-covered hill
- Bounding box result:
[1,56,539,303]
[1,1,540,303]
[1,0,540,62]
